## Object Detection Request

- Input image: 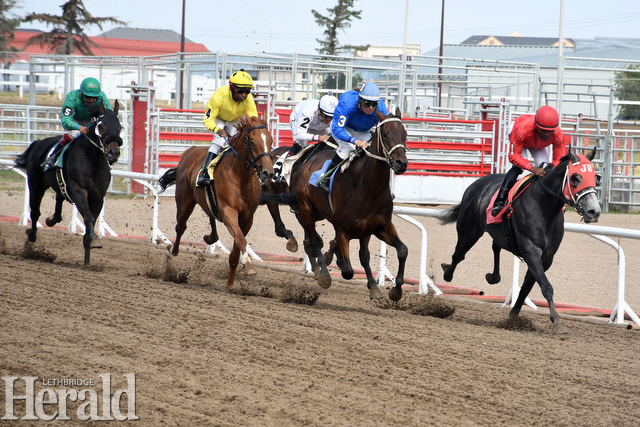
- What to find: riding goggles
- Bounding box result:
[232,84,251,95]
[360,100,378,108]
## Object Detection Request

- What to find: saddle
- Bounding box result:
[43,141,74,171]
[203,147,231,221]
[274,145,317,186]
[486,174,537,225]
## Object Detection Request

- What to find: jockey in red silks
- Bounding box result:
[491,105,567,216]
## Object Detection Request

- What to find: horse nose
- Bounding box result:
[585,209,601,223]
[393,159,408,174]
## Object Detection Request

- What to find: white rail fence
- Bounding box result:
[1,159,638,327]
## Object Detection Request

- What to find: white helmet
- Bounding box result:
[318,94,339,117]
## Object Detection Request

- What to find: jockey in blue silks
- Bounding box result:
[316,82,389,192]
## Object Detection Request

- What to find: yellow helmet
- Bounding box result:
[229,69,253,88]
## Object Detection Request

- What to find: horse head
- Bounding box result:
[232,114,274,184]
[563,146,601,223]
[93,100,123,165]
[374,108,408,174]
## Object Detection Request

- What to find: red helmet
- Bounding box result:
[535,106,559,131]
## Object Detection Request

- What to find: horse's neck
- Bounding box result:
[349,150,391,190]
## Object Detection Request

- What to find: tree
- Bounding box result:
[614,65,640,120]
[312,0,369,56]
[22,0,126,56]
[0,0,21,55]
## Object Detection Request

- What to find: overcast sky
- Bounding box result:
[13,0,640,55]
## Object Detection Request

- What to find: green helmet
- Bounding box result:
[80,77,101,97]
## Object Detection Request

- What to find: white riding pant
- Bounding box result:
[524,146,551,168]
[332,127,373,160]
[207,118,240,154]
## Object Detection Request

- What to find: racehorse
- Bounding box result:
[157,114,274,291]
[14,101,122,266]
[440,147,601,333]
[261,142,334,253]
[262,108,409,301]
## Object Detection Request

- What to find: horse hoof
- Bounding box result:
[244,265,257,276]
[388,285,403,301]
[286,238,298,253]
[485,273,500,284]
[167,245,178,256]
[25,230,36,242]
[440,262,450,272]
[369,286,383,300]
[203,235,215,245]
[552,324,568,334]
[317,274,332,289]
[90,240,103,249]
[324,251,334,266]
[45,217,58,227]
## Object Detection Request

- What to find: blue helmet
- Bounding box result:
[359,82,380,102]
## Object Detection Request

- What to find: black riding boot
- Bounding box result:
[491,166,521,216]
[317,153,342,193]
[196,151,217,187]
[44,140,66,169]
[274,144,302,180]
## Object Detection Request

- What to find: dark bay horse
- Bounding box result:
[440,147,601,333]
[261,142,333,253]
[158,114,274,290]
[14,101,122,266]
[263,108,409,301]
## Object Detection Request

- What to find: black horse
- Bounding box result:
[440,147,601,333]
[14,100,123,266]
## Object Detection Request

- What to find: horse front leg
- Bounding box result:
[298,208,330,289]
[221,209,256,291]
[267,201,298,252]
[45,193,65,227]
[203,216,219,246]
[376,224,408,302]
[485,241,502,284]
[357,235,383,300]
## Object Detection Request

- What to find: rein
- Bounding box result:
[363,117,406,164]
[225,124,271,176]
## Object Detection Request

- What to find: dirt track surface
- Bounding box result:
[1,192,640,425]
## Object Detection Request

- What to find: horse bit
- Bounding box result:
[226,125,272,176]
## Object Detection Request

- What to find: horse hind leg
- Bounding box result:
[26,187,47,242]
[441,223,484,282]
[485,241,502,284]
[45,194,65,227]
[203,216,219,246]
[268,201,298,252]
[169,199,196,256]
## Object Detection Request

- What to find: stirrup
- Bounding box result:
[317,178,330,193]
[491,203,505,217]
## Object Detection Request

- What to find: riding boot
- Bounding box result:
[43,133,73,168]
[317,153,342,193]
[274,144,302,181]
[196,151,217,187]
[491,167,521,216]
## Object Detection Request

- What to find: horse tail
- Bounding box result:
[14,142,36,170]
[439,204,460,225]
[158,167,178,193]
[260,192,298,207]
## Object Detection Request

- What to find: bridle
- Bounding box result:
[83,113,123,159]
[538,157,597,217]
[363,117,407,165]
[225,123,272,177]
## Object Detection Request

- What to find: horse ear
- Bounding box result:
[395,107,401,117]
[569,146,579,164]
[586,146,597,161]
[113,100,120,115]
[98,101,105,116]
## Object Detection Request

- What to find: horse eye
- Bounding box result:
[595,174,602,186]
[570,172,583,187]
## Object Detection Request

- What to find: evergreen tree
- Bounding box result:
[22,0,125,55]
[0,0,21,55]
[312,0,369,56]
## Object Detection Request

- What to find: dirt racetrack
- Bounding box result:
[1,189,640,425]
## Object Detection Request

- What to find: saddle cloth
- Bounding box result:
[486,174,535,224]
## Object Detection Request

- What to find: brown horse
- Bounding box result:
[158,115,274,290]
[262,108,409,300]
